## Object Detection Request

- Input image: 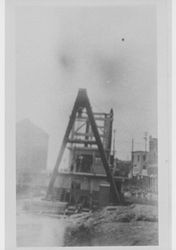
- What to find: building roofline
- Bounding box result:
[16,118,49,137]
[132,151,149,153]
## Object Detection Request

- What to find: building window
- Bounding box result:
[71,181,81,190]
[75,154,93,173]
[143,155,146,161]
[138,155,140,161]
[143,165,146,170]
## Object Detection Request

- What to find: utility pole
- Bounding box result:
[131,138,134,178]
[113,129,116,158]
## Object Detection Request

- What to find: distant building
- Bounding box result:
[132,151,149,177]
[131,136,158,178]
[147,136,158,176]
[16,119,49,172]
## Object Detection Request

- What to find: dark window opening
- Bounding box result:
[75,154,93,173]
[71,181,81,190]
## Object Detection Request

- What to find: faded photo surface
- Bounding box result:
[16,4,158,247]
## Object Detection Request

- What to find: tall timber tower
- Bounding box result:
[46,89,123,207]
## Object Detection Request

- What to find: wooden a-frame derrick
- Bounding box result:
[46,88,122,204]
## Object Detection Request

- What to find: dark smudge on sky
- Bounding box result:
[59,53,75,72]
[58,48,124,92]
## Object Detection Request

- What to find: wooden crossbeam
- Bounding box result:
[73,132,104,138]
[46,89,122,204]
[67,139,97,144]
[76,117,107,121]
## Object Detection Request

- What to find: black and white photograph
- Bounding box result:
[5,0,171,249]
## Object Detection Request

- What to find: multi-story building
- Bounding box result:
[132,151,149,177]
[147,136,158,176]
[16,119,49,188]
[130,136,158,192]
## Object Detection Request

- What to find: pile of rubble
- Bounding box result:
[64,204,158,246]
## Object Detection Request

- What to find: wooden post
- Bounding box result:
[46,89,122,204]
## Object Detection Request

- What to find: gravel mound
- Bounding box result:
[64,204,158,246]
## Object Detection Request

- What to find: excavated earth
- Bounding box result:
[17,198,158,246]
[64,204,158,246]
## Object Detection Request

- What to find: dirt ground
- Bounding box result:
[64,221,158,246]
[64,204,158,246]
[17,199,158,247]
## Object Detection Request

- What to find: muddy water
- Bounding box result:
[17,212,67,246]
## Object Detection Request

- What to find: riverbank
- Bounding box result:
[64,204,158,246]
[17,198,158,247]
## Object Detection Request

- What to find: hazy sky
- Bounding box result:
[16,5,157,169]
